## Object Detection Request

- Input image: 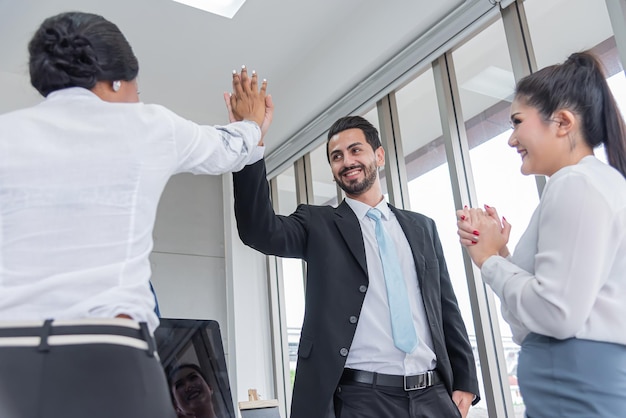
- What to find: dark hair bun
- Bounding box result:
[29,16,102,96]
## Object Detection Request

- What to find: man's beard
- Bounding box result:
[334,161,378,196]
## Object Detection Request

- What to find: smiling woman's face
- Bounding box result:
[171,367,213,414]
[508,98,563,177]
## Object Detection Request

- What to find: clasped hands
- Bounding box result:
[223,66,274,146]
[456,205,511,268]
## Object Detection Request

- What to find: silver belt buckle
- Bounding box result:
[403,371,432,391]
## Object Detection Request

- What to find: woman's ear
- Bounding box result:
[552,109,577,137]
[175,407,192,417]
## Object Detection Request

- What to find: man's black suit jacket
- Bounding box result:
[233,160,479,418]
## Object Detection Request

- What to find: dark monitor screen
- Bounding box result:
[155,318,235,418]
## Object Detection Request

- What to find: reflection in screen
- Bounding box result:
[155,319,235,418]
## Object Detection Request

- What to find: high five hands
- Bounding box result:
[223,66,274,146]
[456,205,511,268]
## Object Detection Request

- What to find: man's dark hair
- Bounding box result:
[326,116,382,162]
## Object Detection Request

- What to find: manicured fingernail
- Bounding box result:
[464,205,468,209]
[484,204,491,209]
[252,70,256,75]
[502,216,506,222]
[242,65,246,69]
[473,230,480,236]
[263,78,267,83]
[460,215,466,221]
[232,70,237,74]
[471,240,477,245]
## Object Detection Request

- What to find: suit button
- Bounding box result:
[359,285,367,293]
[349,316,358,324]
[339,347,349,357]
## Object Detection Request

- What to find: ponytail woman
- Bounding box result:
[457,51,626,417]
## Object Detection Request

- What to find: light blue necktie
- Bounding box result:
[366,208,418,353]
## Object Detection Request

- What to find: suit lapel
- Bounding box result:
[334,201,368,275]
[390,205,426,287]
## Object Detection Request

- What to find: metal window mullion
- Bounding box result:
[433,52,514,418]
[268,177,293,416]
[605,0,626,72]
[294,156,311,291]
[294,156,314,205]
[501,0,546,198]
[336,183,345,205]
[377,94,411,210]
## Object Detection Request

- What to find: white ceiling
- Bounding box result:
[0,0,466,155]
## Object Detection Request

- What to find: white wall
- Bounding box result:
[223,174,277,413]
[150,173,228,324]
[150,172,275,416]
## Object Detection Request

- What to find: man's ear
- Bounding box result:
[375,146,385,168]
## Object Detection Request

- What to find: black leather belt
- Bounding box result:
[340,368,442,391]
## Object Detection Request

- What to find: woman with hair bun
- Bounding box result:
[457,51,626,417]
[0,11,272,418]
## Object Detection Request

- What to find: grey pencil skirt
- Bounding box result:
[518,333,626,418]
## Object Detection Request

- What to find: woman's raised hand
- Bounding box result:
[224,66,273,145]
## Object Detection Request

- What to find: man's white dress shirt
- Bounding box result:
[343,197,437,375]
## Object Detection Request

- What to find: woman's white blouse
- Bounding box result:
[0,87,260,331]
[481,156,626,345]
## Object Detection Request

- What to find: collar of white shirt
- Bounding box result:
[344,196,390,221]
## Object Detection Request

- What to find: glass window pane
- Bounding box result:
[309,143,338,206]
[274,165,305,389]
[363,106,381,135]
[395,68,490,417]
[452,17,539,417]
[525,0,615,70]
[525,0,623,164]
[362,106,389,197]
